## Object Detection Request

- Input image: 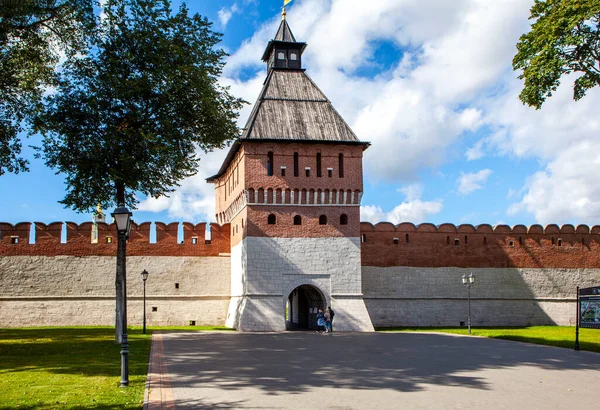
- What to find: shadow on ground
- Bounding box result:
[162,331,600,407]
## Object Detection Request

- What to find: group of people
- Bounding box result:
[316,306,334,333]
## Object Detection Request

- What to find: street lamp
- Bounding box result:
[112,206,132,387]
[462,272,475,335]
[141,269,149,334]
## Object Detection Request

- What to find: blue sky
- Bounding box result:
[2,0,600,229]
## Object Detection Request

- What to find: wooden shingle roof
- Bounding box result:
[242,69,362,143]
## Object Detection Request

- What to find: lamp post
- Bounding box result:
[141,269,149,334]
[462,272,475,335]
[112,206,132,387]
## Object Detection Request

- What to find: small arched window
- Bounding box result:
[340,214,348,225]
[294,215,302,225]
[319,215,327,225]
[267,151,273,176]
[293,152,299,177]
[277,52,285,60]
[268,214,276,225]
[290,53,297,61]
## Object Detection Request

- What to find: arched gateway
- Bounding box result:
[208,11,374,332]
[286,285,326,330]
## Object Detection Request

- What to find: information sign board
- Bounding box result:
[579,286,600,329]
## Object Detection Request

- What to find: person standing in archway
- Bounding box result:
[324,308,331,333]
[326,306,335,333]
[316,308,326,333]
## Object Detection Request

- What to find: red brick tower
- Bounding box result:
[208,12,374,331]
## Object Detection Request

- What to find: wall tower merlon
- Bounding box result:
[416,223,437,232]
[155,222,179,244]
[396,222,417,232]
[182,222,207,243]
[544,224,560,234]
[560,224,575,234]
[493,225,511,234]
[457,224,475,233]
[0,222,31,244]
[512,224,527,234]
[373,222,395,232]
[528,224,544,234]
[128,222,151,243]
[437,223,457,233]
[475,224,493,233]
[34,222,63,243]
[576,224,590,234]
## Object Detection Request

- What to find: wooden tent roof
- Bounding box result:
[242,69,362,142]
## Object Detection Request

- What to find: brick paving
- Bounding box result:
[145,331,600,409]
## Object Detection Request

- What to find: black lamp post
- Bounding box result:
[462,272,475,335]
[141,269,149,334]
[112,206,132,387]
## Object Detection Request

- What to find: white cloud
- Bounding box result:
[361,183,442,224]
[137,148,229,221]
[142,0,600,225]
[466,139,485,161]
[218,3,239,28]
[457,169,492,195]
[508,141,600,225]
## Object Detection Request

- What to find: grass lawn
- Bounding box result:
[0,327,151,409]
[0,325,234,409]
[378,326,600,353]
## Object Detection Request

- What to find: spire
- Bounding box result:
[261,12,306,69]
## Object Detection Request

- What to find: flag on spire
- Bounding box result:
[284,0,293,6]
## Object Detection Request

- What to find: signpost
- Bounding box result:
[575,285,600,351]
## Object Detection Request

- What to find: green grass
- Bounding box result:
[144,325,234,331]
[0,325,234,409]
[0,327,151,409]
[377,326,600,353]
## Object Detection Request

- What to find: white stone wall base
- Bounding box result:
[226,295,286,331]
[364,299,577,327]
[330,296,375,331]
[0,298,230,328]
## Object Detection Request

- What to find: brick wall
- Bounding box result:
[0,222,230,257]
[360,222,600,268]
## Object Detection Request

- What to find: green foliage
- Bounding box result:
[513,0,600,109]
[377,326,600,353]
[0,0,95,176]
[34,0,245,211]
[0,327,151,409]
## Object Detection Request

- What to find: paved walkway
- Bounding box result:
[146,331,600,409]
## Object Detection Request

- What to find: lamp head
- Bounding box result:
[141,269,149,282]
[112,207,132,236]
[462,274,467,284]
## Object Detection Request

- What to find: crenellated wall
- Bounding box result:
[0,222,230,256]
[360,222,600,327]
[359,222,600,268]
[2,219,600,328]
[0,221,231,328]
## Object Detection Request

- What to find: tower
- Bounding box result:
[207,13,374,331]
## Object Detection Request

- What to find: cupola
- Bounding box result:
[261,9,307,70]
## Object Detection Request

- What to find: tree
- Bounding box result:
[513,0,600,109]
[34,0,245,340]
[0,0,94,175]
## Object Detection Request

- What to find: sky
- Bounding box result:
[2,0,600,230]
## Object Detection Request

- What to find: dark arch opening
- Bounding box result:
[286,284,325,331]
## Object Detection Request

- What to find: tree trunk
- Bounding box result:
[115,182,126,343]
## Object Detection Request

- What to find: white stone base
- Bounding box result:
[226,295,286,331]
[330,295,374,331]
